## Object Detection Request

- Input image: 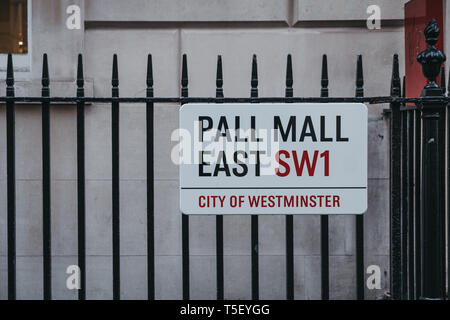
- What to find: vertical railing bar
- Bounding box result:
[447,66,450,300]
[438,67,447,298]
[414,97,422,300]
[320,54,330,301]
[417,19,446,300]
[250,54,259,300]
[181,54,190,300]
[6,53,16,300]
[390,53,402,300]
[401,76,408,299]
[405,76,415,300]
[420,76,446,299]
[355,54,364,300]
[76,54,86,300]
[285,54,294,301]
[146,54,155,300]
[215,55,224,300]
[41,53,52,300]
[111,54,120,300]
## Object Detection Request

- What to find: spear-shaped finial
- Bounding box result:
[285,54,293,98]
[77,54,84,89]
[112,54,119,88]
[6,53,14,96]
[321,54,329,98]
[147,54,153,97]
[355,55,364,97]
[402,76,406,98]
[251,54,258,99]
[417,20,446,90]
[147,54,153,88]
[42,54,49,86]
[181,54,188,98]
[216,55,223,99]
[42,54,49,97]
[390,54,401,97]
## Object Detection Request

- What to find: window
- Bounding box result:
[0,0,28,54]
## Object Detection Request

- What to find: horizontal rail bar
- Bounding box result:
[1,96,448,104]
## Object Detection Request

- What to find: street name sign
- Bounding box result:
[179,103,367,215]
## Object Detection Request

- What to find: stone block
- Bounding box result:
[86,0,290,23]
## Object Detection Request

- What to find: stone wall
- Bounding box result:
[0,0,413,299]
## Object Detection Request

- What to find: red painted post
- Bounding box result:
[405,0,444,99]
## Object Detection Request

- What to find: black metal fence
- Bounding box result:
[1,19,449,300]
[388,19,448,300]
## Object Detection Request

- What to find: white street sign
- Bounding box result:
[179,103,367,215]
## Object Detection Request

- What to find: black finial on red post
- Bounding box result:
[285,54,293,98]
[417,19,446,93]
[321,54,329,98]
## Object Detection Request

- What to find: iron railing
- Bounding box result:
[0,19,449,300]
